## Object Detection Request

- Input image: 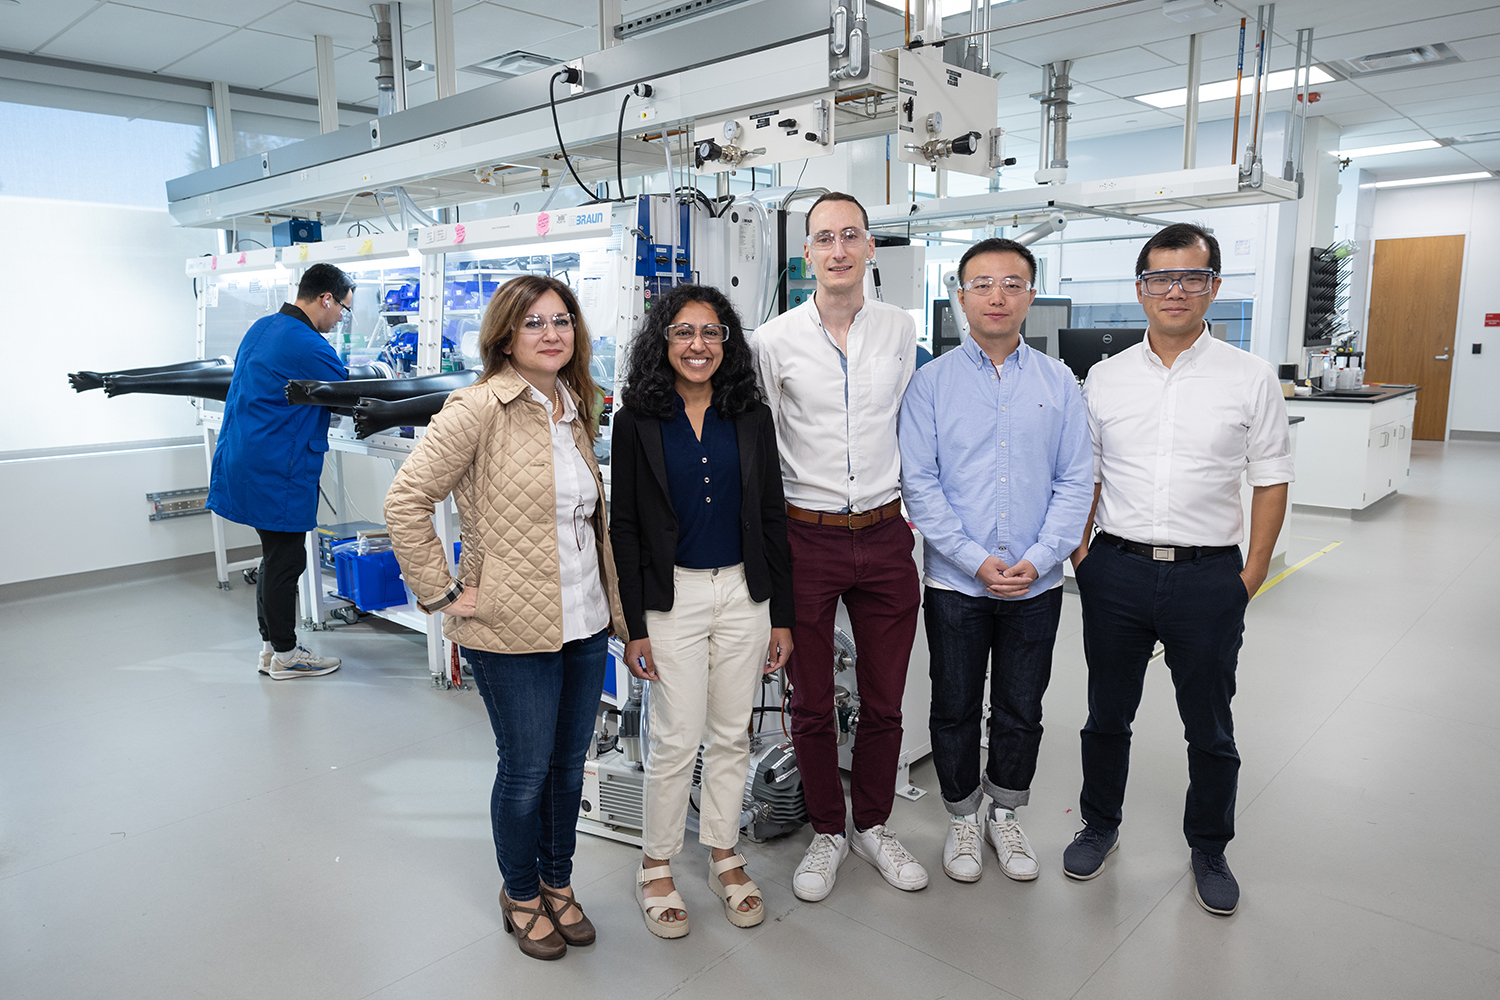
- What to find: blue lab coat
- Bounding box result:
[207,304,347,533]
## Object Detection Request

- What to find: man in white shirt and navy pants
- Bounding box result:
[754,192,928,901]
[1064,222,1293,916]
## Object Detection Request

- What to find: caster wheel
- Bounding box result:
[332,606,359,625]
[242,567,259,585]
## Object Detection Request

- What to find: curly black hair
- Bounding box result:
[619,283,763,421]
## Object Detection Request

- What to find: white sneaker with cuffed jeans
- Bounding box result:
[642,564,771,860]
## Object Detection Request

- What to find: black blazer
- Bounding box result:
[609,400,794,640]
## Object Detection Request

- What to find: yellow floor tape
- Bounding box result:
[1255,540,1343,597]
[1144,540,1343,661]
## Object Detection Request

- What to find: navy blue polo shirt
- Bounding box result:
[662,392,742,569]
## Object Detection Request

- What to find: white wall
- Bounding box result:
[0,444,258,587]
[1367,180,1500,435]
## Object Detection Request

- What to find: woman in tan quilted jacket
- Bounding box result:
[385,274,627,962]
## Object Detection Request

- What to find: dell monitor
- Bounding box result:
[1057,328,1146,380]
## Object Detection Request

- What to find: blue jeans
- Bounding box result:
[464,630,608,902]
[1075,541,1248,853]
[925,585,1064,814]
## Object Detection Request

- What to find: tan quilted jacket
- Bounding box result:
[384,364,627,654]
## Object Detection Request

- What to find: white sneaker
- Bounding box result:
[267,645,341,680]
[257,645,273,676]
[794,832,849,902]
[942,811,984,883]
[987,806,1039,881]
[850,824,929,892]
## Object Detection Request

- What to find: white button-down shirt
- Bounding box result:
[752,295,917,512]
[527,382,611,643]
[1084,326,1294,548]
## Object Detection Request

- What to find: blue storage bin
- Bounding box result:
[334,549,407,611]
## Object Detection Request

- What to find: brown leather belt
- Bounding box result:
[786,498,903,530]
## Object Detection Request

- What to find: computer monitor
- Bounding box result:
[932,299,962,357]
[1057,328,1145,380]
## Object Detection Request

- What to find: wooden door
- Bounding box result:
[1365,235,1464,440]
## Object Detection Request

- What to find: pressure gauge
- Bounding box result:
[925,111,943,136]
[723,120,742,143]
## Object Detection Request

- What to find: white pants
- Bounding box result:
[643,563,771,859]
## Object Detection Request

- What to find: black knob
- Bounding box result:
[952,131,982,156]
[694,138,723,169]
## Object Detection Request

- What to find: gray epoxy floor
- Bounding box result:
[3,440,1498,999]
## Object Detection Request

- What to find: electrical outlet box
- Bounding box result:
[788,256,808,279]
[788,287,812,308]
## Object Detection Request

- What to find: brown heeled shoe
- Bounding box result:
[539,882,596,946]
[499,890,567,961]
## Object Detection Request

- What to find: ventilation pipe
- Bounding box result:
[371,4,407,116]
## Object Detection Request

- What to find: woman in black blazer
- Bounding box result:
[610,283,793,939]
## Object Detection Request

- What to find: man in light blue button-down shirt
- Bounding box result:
[899,238,1092,885]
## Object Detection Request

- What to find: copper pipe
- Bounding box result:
[1231,17,1246,164]
[1249,27,1265,161]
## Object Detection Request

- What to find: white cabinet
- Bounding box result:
[1285,391,1419,510]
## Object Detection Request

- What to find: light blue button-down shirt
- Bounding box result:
[899,336,1093,600]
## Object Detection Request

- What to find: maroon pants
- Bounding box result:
[785,514,921,834]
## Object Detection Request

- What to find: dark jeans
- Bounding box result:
[925,585,1064,815]
[255,528,307,652]
[464,630,608,902]
[785,515,921,834]
[1075,540,1249,853]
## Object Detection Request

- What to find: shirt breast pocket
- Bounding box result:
[870,356,903,409]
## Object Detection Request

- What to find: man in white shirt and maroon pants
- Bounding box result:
[1065,223,1293,916]
[754,192,928,901]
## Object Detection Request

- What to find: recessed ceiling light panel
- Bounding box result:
[1133,67,1334,108]
[1339,140,1442,158]
[1366,171,1493,189]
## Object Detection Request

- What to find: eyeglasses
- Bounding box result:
[805,227,870,250]
[1138,269,1217,296]
[962,276,1033,296]
[665,323,730,344]
[520,313,575,333]
[572,503,588,551]
[328,294,353,315]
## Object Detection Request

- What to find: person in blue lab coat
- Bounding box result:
[207,263,353,680]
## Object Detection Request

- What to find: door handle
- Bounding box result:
[1435,354,1450,360]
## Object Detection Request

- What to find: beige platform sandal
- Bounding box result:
[708,853,765,928]
[636,864,690,939]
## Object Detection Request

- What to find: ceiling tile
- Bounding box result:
[1379,73,1500,109]
[1391,92,1500,119]
[248,1,387,48]
[1423,108,1500,131]
[450,4,588,67]
[266,45,386,104]
[525,26,600,61]
[37,5,236,73]
[1354,56,1500,94]
[114,1,287,27]
[1313,9,1500,62]
[1333,117,1426,137]
[1068,47,1177,82]
[491,0,597,30]
[0,0,104,53]
[1447,33,1500,61]
[160,29,320,90]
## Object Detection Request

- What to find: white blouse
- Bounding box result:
[526,381,611,643]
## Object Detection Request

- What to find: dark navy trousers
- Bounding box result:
[1075,540,1250,853]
